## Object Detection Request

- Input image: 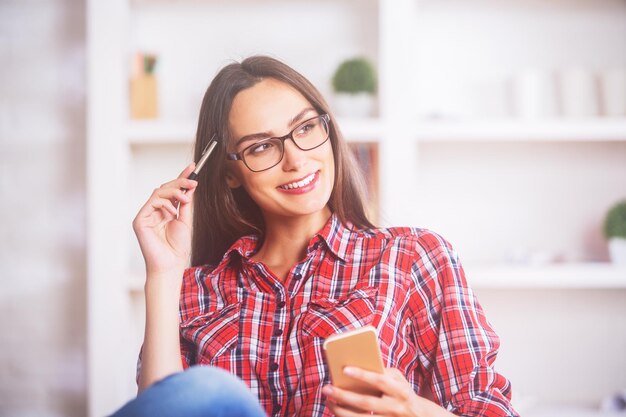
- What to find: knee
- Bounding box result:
[178,366,258,405]
[182,365,249,395]
[111,366,264,417]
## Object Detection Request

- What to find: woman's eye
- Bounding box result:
[249,142,274,155]
[297,122,315,136]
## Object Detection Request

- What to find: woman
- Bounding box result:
[114,56,519,417]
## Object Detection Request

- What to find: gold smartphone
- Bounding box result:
[323,325,385,397]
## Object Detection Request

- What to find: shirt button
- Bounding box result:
[293,273,302,280]
[270,362,279,371]
[273,328,283,337]
[277,301,286,309]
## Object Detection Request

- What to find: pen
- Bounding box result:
[182,138,217,193]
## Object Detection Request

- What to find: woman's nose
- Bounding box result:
[281,138,307,171]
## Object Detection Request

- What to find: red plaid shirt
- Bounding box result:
[164,214,517,416]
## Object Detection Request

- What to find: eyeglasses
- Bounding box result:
[226,114,331,172]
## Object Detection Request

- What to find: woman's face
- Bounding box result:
[226,78,335,223]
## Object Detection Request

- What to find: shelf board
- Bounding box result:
[127,120,196,145]
[127,118,626,145]
[464,262,626,289]
[126,117,384,145]
[414,118,626,142]
[335,117,384,142]
[128,263,626,292]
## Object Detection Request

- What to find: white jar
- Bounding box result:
[559,68,599,118]
[599,68,626,117]
[608,238,626,265]
[512,68,558,119]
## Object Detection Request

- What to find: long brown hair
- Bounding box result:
[191,56,374,266]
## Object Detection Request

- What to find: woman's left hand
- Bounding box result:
[322,367,453,417]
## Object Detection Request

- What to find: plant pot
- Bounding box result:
[333,93,375,118]
[130,74,159,119]
[608,237,626,264]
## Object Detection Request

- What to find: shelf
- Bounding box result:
[335,117,384,142]
[127,263,626,292]
[127,118,626,145]
[414,118,626,142]
[464,262,626,289]
[126,117,384,145]
[127,120,196,145]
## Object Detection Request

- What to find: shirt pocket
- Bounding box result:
[301,286,379,339]
[180,302,240,366]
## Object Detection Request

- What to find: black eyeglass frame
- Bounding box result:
[226,114,331,172]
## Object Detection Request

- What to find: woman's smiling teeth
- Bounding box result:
[279,172,317,190]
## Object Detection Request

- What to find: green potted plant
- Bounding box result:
[604,199,626,264]
[331,57,377,118]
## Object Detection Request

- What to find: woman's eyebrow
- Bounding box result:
[287,107,317,128]
[235,107,317,148]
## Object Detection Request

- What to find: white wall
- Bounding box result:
[415,141,626,264]
[412,0,626,119]
[0,1,86,416]
[476,287,626,410]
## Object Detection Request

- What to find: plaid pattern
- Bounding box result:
[162,214,517,416]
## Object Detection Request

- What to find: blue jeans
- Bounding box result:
[110,366,267,417]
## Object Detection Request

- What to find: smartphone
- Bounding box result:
[323,325,385,397]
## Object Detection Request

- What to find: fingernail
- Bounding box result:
[322,385,333,395]
[343,367,356,376]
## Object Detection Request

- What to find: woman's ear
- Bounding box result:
[225,169,242,189]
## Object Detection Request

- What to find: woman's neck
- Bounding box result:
[252,207,332,280]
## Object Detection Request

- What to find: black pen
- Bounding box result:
[182,138,217,192]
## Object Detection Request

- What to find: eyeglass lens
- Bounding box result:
[241,115,329,172]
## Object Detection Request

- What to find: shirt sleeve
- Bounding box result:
[411,232,519,417]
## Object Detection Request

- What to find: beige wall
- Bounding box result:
[0,1,86,416]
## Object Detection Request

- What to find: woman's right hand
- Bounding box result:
[132,163,199,278]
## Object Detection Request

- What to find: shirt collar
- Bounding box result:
[310,213,353,262]
[218,212,354,268]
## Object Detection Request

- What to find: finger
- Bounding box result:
[387,367,407,381]
[154,186,193,206]
[157,178,198,196]
[178,163,197,193]
[150,197,179,218]
[135,193,175,223]
[323,385,385,415]
[344,367,412,400]
[327,401,381,417]
[177,186,195,225]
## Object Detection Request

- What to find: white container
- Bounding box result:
[512,69,558,119]
[599,68,626,117]
[608,238,626,265]
[333,93,376,118]
[559,68,599,118]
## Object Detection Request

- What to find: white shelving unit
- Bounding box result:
[465,263,626,289]
[87,0,626,416]
[414,119,626,142]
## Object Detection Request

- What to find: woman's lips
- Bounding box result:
[277,171,320,195]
